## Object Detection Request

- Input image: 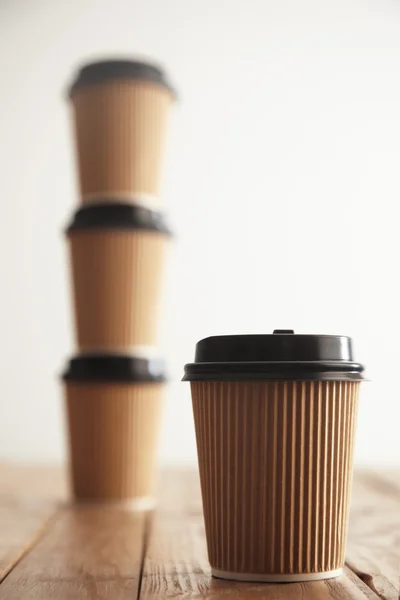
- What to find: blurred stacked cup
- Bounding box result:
[70,60,174,209]
[63,59,175,505]
[66,204,171,352]
[63,355,166,507]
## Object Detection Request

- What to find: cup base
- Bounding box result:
[211,567,343,583]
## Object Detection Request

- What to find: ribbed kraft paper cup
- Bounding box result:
[66,204,171,352]
[191,380,360,581]
[68,230,166,351]
[63,355,166,505]
[183,331,366,582]
[69,60,174,208]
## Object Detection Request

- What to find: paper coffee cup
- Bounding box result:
[66,204,171,352]
[68,60,175,209]
[183,330,366,582]
[63,354,166,504]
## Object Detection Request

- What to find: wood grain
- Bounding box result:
[0,505,146,600]
[0,498,57,582]
[374,471,400,496]
[346,471,400,600]
[140,511,381,599]
[0,464,204,513]
[153,469,399,599]
[0,579,139,600]
[0,463,67,502]
[0,466,398,600]
[156,468,202,515]
[352,470,400,507]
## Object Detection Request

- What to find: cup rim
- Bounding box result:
[62,354,167,383]
[182,360,366,382]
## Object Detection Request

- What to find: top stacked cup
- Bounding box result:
[69,60,175,210]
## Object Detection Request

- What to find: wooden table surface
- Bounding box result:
[0,465,398,599]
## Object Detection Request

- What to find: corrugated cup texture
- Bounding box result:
[191,380,360,580]
[65,382,164,502]
[68,230,167,351]
[71,81,172,206]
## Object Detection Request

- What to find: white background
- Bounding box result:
[0,0,399,466]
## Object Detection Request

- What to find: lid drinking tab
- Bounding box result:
[273,329,295,334]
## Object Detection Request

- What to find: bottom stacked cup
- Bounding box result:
[63,354,166,507]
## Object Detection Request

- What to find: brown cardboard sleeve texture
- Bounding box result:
[68,229,167,351]
[191,380,360,579]
[65,382,165,503]
[71,81,173,206]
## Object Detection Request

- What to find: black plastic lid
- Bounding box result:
[183,330,366,382]
[63,355,166,383]
[66,203,172,235]
[69,59,175,97]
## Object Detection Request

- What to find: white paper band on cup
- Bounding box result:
[82,192,162,211]
[211,568,343,583]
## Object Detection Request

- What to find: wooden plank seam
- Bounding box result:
[0,509,61,584]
